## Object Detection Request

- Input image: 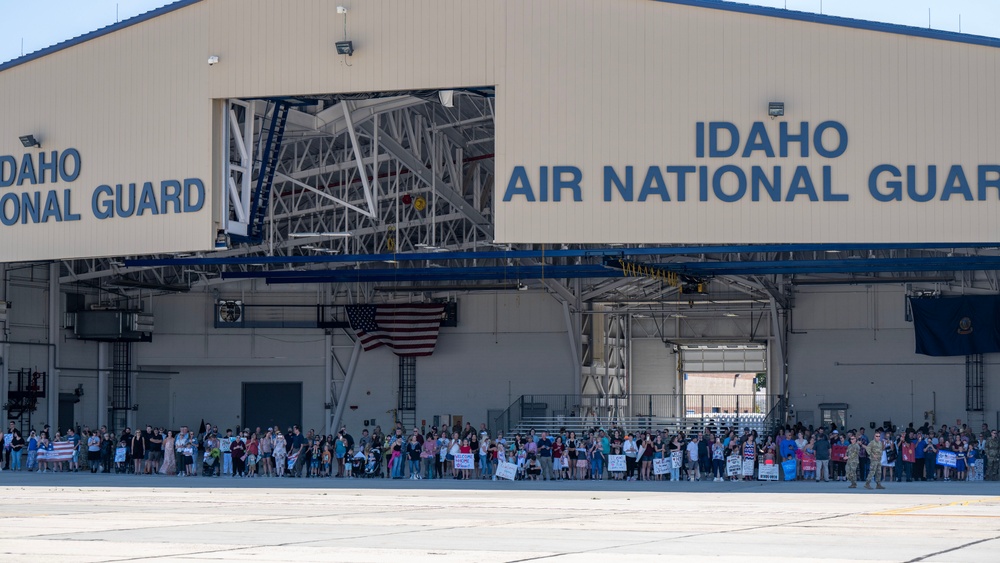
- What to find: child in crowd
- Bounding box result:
[321,444,332,477]
[551,437,563,481]
[955,442,966,481]
[516,445,527,480]
[610,442,625,481]
[306,442,317,477]
[802,439,817,481]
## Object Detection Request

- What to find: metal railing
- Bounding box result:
[491,393,781,436]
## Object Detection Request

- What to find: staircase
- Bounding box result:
[231,101,290,245]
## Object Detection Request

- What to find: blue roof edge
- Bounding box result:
[0,0,204,73]
[655,0,1000,49]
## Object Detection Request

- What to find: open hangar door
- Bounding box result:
[679,344,769,422]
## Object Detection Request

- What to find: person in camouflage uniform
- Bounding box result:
[846,435,861,488]
[987,429,1000,481]
[865,431,885,490]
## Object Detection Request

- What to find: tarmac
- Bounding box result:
[1,471,998,562]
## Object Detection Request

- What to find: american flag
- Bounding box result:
[346,304,446,357]
[38,441,75,462]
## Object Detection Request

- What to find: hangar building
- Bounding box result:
[1,0,999,437]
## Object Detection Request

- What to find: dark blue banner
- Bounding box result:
[910,296,1000,356]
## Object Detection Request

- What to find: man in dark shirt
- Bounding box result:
[290,426,308,477]
[537,431,553,481]
[697,433,710,477]
[814,429,831,482]
[144,426,161,474]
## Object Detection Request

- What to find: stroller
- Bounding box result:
[351,452,365,478]
[203,452,219,477]
[364,447,382,478]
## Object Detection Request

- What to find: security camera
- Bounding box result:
[207,55,219,66]
[337,6,348,14]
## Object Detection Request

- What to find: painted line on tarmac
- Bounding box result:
[505,511,862,561]
[870,496,1000,516]
[904,533,1000,563]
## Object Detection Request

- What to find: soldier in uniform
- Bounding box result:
[987,429,1000,481]
[846,435,861,488]
[865,430,886,490]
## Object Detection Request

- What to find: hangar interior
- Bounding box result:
[2,0,999,438]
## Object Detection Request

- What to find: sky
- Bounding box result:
[1,0,999,65]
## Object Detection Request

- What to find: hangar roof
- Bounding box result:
[2,0,999,74]
[0,0,202,72]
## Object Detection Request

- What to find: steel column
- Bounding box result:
[330,339,362,434]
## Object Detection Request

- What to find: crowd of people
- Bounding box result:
[3,418,999,489]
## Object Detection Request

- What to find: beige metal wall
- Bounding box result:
[202,0,503,99]
[3,0,998,261]
[493,0,1000,244]
[0,5,214,261]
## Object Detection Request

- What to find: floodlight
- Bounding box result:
[19,134,40,148]
[768,102,784,118]
[336,41,354,56]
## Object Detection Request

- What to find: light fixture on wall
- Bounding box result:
[768,102,784,118]
[336,6,354,56]
[336,41,354,56]
[19,134,40,148]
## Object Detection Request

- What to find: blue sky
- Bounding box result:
[1,0,998,65]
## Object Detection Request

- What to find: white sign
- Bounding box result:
[972,459,984,481]
[742,459,755,477]
[726,455,741,477]
[671,451,682,469]
[453,453,474,470]
[936,450,957,468]
[608,454,626,472]
[653,458,669,475]
[758,464,779,481]
[495,461,517,481]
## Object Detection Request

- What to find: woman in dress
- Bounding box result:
[566,432,579,480]
[273,430,287,477]
[159,430,176,475]
[880,431,896,483]
[131,430,145,475]
[742,433,757,481]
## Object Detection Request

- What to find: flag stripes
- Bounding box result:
[346,304,445,357]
